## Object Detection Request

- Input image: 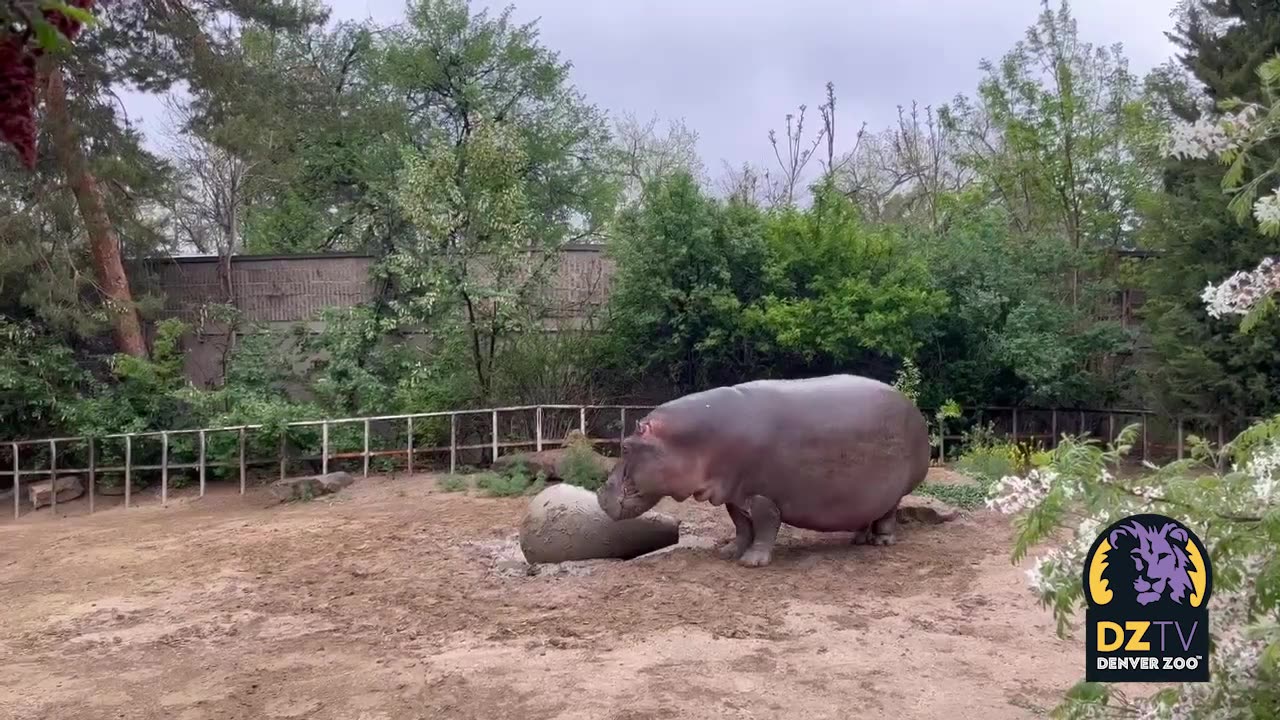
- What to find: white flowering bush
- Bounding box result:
[987,54,1280,719]
[987,423,1280,718]
[1175,56,1280,332]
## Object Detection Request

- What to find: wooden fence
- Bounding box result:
[0,403,1260,520]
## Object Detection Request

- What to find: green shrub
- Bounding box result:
[559,440,607,491]
[437,475,469,493]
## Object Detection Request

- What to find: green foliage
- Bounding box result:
[0,319,88,440]
[559,442,607,491]
[598,171,768,393]
[914,483,990,511]
[1139,2,1280,419]
[473,469,537,498]
[437,474,470,493]
[990,420,1279,717]
[748,183,949,368]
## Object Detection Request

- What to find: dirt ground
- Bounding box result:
[1,468,1091,720]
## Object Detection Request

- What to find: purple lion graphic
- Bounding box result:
[1108,519,1196,606]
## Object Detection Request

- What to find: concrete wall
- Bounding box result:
[134,246,617,388]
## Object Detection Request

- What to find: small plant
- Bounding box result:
[474,472,531,497]
[437,474,469,493]
[560,441,607,491]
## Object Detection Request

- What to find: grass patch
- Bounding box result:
[472,460,550,498]
[915,482,990,511]
[437,474,470,493]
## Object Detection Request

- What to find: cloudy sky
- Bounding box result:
[123,0,1183,176]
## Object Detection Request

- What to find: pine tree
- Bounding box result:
[1139,0,1280,420]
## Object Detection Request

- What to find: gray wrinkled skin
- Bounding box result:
[597,374,931,568]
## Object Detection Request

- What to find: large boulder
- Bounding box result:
[518,483,680,564]
[29,476,85,509]
[269,471,355,503]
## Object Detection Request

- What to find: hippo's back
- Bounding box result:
[661,374,931,531]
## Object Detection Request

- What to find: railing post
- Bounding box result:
[535,407,543,453]
[198,429,207,498]
[238,427,246,495]
[1011,408,1018,444]
[491,410,499,464]
[49,439,57,514]
[125,435,132,509]
[321,421,329,476]
[1177,417,1184,460]
[620,407,627,447]
[279,433,287,481]
[88,437,96,515]
[579,407,586,436]
[1217,416,1225,450]
[11,442,18,520]
[406,417,415,475]
[1108,413,1115,446]
[1142,415,1149,463]
[449,413,457,474]
[362,418,370,478]
[1051,410,1058,449]
[161,432,169,506]
[1079,410,1085,439]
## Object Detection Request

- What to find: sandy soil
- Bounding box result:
[0,469,1089,720]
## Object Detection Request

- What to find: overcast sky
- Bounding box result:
[121,0,1183,176]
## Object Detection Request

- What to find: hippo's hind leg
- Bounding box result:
[717,503,754,560]
[738,496,781,568]
[851,505,899,547]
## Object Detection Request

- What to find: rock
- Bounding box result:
[518,483,680,563]
[897,494,961,525]
[316,471,355,493]
[269,471,355,503]
[492,445,615,484]
[29,476,85,509]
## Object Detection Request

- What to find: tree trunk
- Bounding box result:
[43,64,148,358]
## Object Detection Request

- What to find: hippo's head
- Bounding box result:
[597,418,684,520]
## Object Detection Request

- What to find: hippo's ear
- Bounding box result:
[636,418,666,438]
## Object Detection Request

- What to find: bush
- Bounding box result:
[559,440,608,491]
[987,423,1279,718]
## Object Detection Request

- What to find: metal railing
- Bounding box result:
[0,402,1264,520]
[1,404,657,520]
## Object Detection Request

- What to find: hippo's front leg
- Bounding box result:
[737,496,781,568]
[717,503,754,560]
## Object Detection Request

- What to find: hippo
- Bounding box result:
[596,374,931,567]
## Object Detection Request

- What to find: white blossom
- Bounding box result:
[1244,439,1280,503]
[1163,106,1260,160]
[1201,256,1280,318]
[1253,192,1280,231]
[986,468,1058,514]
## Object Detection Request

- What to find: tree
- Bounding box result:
[375,0,619,401]
[1138,0,1280,420]
[747,180,949,378]
[986,63,1280,717]
[2,0,324,359]
[939,0,1162,408]
[610,111,704,208]
[599,171,768,395]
